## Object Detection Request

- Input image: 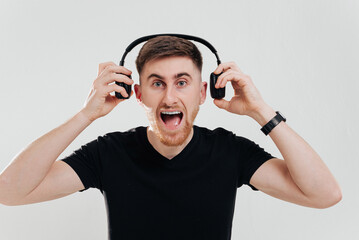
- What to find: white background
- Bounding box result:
[0,0,358,239]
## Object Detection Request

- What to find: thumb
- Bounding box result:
[113,90,134,105]
[213,98,230,110]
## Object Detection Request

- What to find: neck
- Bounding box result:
[147,127,194,160]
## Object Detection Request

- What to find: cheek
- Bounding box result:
[142,95,160,112]
[184,98,199,114]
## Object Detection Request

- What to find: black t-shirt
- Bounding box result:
[62,125,274,240]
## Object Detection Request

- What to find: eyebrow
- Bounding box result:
[147,73,164,80]
[147,72,192,80]
[175,72,192,79]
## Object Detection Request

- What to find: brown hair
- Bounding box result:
[135,36,203,75]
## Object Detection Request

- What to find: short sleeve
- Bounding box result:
[61,138,103,192]
[236,136,274,190]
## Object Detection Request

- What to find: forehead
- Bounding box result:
[141,56,200,76]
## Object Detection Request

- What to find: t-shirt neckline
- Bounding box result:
[139,125,199,164]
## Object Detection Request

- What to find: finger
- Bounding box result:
[98,62,117,76]
[96,71,134,86]
[213,98,230,110]
[217,71,248,89]
[213,64,225,75]
[109,90,134,105]
[215,69,231,88]
[222,61,242,72]
[213,62,242,75]
[106,73,134,85]
[103,65,132,76]
[106,84,129,98]
[103,94,125,109]
[215,70,237,88]
[114,73,134,85]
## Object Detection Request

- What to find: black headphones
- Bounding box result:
[115,33,225,99]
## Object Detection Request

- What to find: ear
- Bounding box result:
[134,84,142,104]
[200,81,207,105]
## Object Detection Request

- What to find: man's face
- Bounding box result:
[134,56,207,146]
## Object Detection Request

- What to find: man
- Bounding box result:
[0,36,341,239]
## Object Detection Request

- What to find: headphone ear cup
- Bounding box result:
[210,72,225,99]
[115,74,132,99]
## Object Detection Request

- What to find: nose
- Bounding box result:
[162,85,178,106]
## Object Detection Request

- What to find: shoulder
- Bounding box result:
[194,125,234,136]
[101,126,146,140]
[85,126,147,149]
[74,126,147,158]
[194,125,246,140]
[194,125,239,147]
[194,125,258,148]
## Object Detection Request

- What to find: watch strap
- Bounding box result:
[261,111,286,135]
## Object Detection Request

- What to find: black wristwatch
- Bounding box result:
[260,111,286,135]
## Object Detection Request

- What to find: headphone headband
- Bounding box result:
[115,33,225,100]
[119,33,221,66]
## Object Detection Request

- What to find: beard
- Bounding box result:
[146,104,199,146]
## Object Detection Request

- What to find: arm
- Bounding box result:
[0,62,133,206]
[0,112,90,206]
[213,62,342,208]
[250,106,341,208]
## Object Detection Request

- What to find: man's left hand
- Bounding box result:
[213,62,269,119]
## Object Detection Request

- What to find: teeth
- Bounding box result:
[162,111,181,115]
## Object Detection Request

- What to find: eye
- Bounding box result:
[177,80,187,87]
[153,81,164,87]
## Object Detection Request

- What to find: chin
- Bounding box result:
[157,120,193,146]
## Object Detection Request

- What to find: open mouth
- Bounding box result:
[160,111,183,130]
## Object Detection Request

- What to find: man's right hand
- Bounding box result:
[81,62,134,122]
